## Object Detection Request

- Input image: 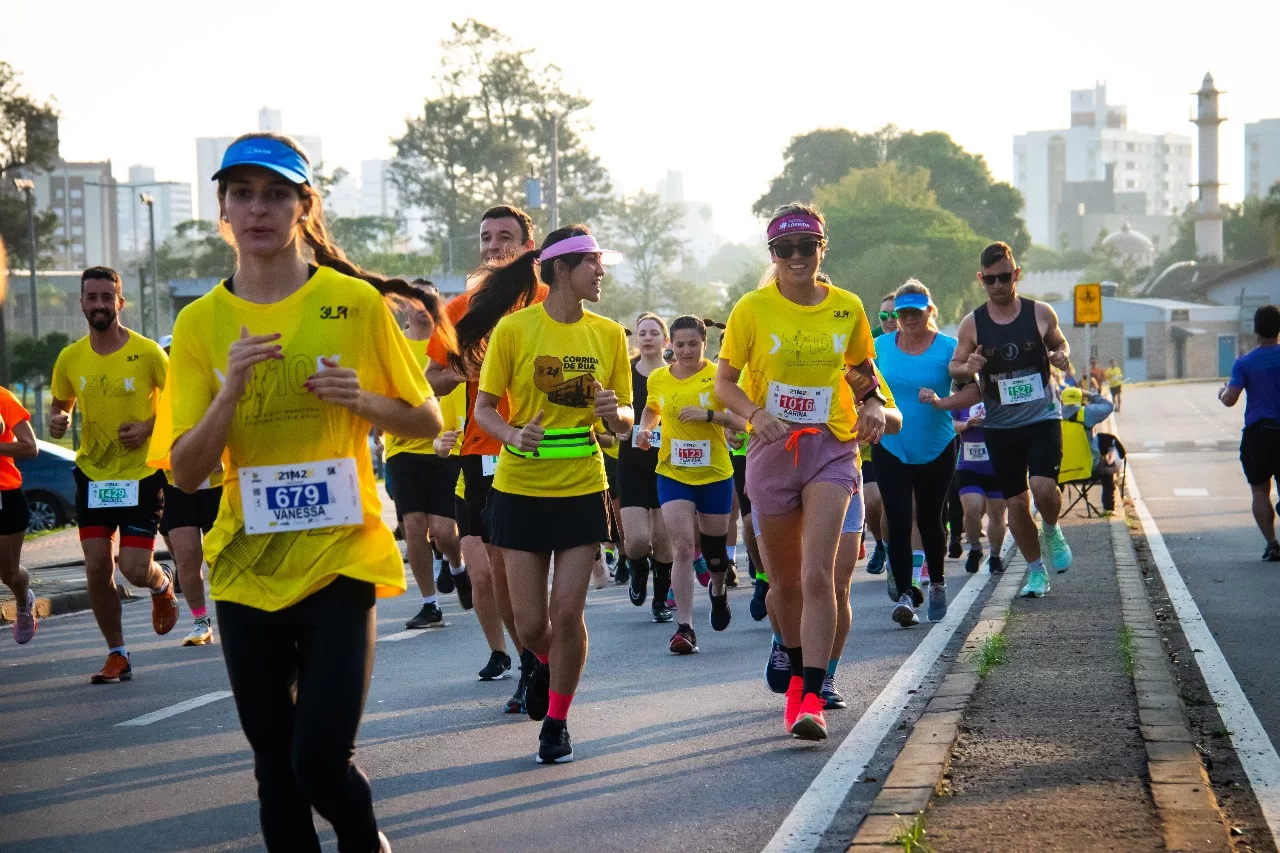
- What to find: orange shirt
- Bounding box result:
[0,387,32,490]
[427,283,550,456]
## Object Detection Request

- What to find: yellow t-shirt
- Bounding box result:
[720,282,875,443]
[51,329,167,481]
[479,303,632,498]
[859,363,895,463]
[383,335,437,459]
[164,266,432,611]
[646,360,733,485]
[147,384,225,488]
[1105,366,1124,387]
[436,383,468,456]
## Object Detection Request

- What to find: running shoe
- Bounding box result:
[709,585,731,631]
[988,554,1005,574]
[694,555,710,587]
[666,588,676,610]
[914,554,928,587]
[791,693,829,741]
[628,558,649,606]
[91,651,132,684]
[1263,541,1280,562]
[603,546,618,576]
[12,589,36,645]
[152,565,179,636]
[821,676,847,710]
[965,549,983,574]
[892,593,919,628]
[784,676,804,733]
[454,570,473,611]
[525,658,551,722]
[866,541,886,575]
[886,566,900,602]
[378,831,392,853]
[726,563,739,588]
[1041,523,1073,573]
[948,538,963,560]
[507,652,533,714]
[405,602,444,629]
[1020,569,1050,598]
[766,640,791,694]
[928,584,948,622]
[478,650,512,681]
[749,577,769,622]
[669,624,699,655]
[536,717,573,764]
[182,617,214,646]
[614,556,630,585]
[859,538,866,561]
[436,560,454,594]
[651,601,674,624]
[591,559,607,590]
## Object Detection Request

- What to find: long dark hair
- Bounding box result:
[448,224,591,375]
[216,131,456,358]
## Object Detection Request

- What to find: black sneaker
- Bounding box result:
[948,538,963,559]
[525,658,550,721]
[1264,541,1280,562]
[478,650,511,681]
[765,640,790,694]
[629,559,649,606]
[454,570,473,610]
[405,602,443,629]
[651,601,673,624]
[536,717,573,764]
[505,659,529,714]
[709,585,732,631]
[964,549,983,574]
[436,563,455,595]
[725,563,739,588]
[988,554,1005,574]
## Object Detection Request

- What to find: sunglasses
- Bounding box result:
[770,239,821,260]
[895,307,924,317]
[981,272,1014,286]
[878,311,898,321]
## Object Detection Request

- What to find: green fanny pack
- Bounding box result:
[504,426,598,460]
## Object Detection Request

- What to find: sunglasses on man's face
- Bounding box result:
[770,239,821,260]
[982,272,1014,286]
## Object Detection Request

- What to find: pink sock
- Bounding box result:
[548,689,574,721]
[191,606,207,620]
[535,652,549,665]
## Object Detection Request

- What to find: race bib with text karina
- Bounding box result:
[670,439,711,468]
[996,373,1046,406]
[962,442,990,463]
[88,479,139,509]
[766,382,832,424]
[239,457,363,535]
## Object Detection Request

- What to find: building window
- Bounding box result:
[1126,180,1137,189]
[1126,161,1135,169]
[1171,309,1190,321]
[1163,181,1170,190]
[72,243,85,254]
[71,225,84,236]
[1127,142,1135,152]
[70,189,83,199]
[1127,337,1144,359]
[54,188,64,199]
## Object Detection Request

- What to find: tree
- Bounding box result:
[752,128,884,217]
[1261,184,1280,253]
[1023,243,1092,272]
[155,220,238,280]
[328,215,437,279]
[9,331,69,402]
[0,61,60,269]
[1153,196,1278,274]
[607,191,685,308]
[700,241,767,287]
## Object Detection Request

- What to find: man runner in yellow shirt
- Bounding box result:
[49,266,177,683]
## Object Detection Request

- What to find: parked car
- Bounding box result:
[16,440,78,531]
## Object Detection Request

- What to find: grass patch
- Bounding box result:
[1003,607,1016,628]
[24,524,72,542]
[891,812,933,852]
[973,633,1009,679]
[1118,626,1136,678]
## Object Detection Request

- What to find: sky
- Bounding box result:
[4,0,1277,244]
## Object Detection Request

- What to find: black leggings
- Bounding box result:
[217,576,379,853]
[872,442,957,595]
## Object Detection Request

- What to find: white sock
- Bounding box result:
[1028,558,1045,573]
[152,577,170,596]
[968,542,982,552]
[422,594,438,605]
[449,562,466,576]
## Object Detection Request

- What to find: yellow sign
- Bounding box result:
[1074,283,1102,326]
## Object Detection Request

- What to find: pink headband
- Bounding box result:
[539,234,623,265]
[767,213,825,243]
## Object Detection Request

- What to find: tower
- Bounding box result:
[1192,73,1224,262]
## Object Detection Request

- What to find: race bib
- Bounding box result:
[88,480,139,509]
[766,382,832,424]
[481,454,499,477]
[670,439,711,468]
[962,442,989,463]
[997,374,1046,406]
[631,425,661,448]
[239,457,363,535]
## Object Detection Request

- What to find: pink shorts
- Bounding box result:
[746,426,859,517]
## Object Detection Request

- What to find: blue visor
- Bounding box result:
[212,137,312,185]
[894,292,930,311]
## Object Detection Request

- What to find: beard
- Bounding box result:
[86,309,115,331]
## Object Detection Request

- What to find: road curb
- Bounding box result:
[0,585,135,623]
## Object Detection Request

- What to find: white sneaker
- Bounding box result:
[182,618,214,646]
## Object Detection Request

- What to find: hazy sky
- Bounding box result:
[4,0,1277,243]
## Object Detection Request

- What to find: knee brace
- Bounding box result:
[699,532,729,573]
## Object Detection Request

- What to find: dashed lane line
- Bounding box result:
[116,691,234,727]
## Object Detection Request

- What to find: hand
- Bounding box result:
[749,408,789,445]
[48,411,70,439]
[306,357,364,412]
[434,429,460,458]
[512,410,545,453]
[857,397,887,444]
[965,351,987,373]
[918,387,940,409]
[678,406,706,423]
[117,420,151,451]
[725,429,744,450]
[968,416,985,428]
[591,378,618,422]
[1048,347,1070,370]
[635,428,654,451]
[221,326,284,401]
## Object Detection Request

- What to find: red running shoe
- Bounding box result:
[784,676,804,734]
[791,693,829,741]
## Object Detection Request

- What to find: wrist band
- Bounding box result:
[706,409,714,423]
[748,406,763,424]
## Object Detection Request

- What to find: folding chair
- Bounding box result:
[1060,433,1126,518]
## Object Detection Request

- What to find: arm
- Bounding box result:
[473,390,547,453]
[118,415,157,451]
[676,405,748,431]
[920,382,983,411]
[0,420,38,460]
[949,314,984,382]
[48,396,74,439]
[715,359,788,444]
[426,361,465,398]
[1219,384,1242,407]
[307,356,441,439]
[1037,302,1071,370]
[1081,393,1115,428]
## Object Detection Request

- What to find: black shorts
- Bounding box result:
[732,453,751,514]
[386,452,459,519]
[486,489,612,553]
[1241,423,1280,486]
[1110,384,1122,398]
[0,488,30,536]
[604,455,619,499]
[456,454,497,542]
[955,469,1004,500]
[74,468,166,547]
[160,484,222,535]
[860,455,877,485]
[983,420,1063,498]
[618,450,660,509]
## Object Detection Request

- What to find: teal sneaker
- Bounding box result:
[1042,524,1073,573]
[1020,569,1050,598]
[913,553,929,587]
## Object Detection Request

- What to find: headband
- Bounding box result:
[212,137,312,185]
[539,234,623,265]
[767,213,825,243]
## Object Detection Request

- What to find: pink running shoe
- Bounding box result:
[12,589,36,645]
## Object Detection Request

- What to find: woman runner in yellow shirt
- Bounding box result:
[474,225,633,765]
[165,132,448,853]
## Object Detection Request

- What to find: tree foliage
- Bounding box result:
[0,61,60,269]
[1153,194,1279,274]
[9,331,69,390]
[607,191,685,308]
[155,220,238,280]
[328,215,437,279]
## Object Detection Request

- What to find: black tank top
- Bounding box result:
[973,297,1058,428]
[618,357,658,464]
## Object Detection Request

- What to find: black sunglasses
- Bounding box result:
[770,239,821,260]
[981,272,1014,286]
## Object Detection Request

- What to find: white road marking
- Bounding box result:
[1195,438,1218,447]
[116,691,233,727]
[763,537,1017,853]
[1128,471,1280,845]
[377,630,426,643]
[1173,488,1210,497]
[1145,439,1167,448]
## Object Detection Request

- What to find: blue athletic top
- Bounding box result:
[876,332,958,465]
[953,404,994,475]
[1230,343,1280,428]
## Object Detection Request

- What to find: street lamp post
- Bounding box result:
[141,194,160,337]
[13,178,43,435]
[549,113,560,233]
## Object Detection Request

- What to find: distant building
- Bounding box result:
[1100,222,1156,268]
[196,109,321,221]
[1013,83,1192,248]
[16,144,119,270]
[116,165,193,262]
[656,170,721,269]
[1245,118,1280,199]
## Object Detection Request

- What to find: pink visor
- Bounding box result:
[539,234,623,265]
[767,213,824,243]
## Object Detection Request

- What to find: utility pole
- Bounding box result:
[13,178,42,434]
[549,113,560,233]
[142,194,160,335]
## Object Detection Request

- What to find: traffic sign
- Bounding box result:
[1074,283,1102,326]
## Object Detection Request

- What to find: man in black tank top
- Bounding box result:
[949,242,1074,597]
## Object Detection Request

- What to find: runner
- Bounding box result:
[1105,359,1124,413]
[873,280,960,625]
[635,316,746,654]
[863,293,898,576]
[387,279,468,630]
[595,423,620,589]
[426,205,542,706]
[616,312,674,623]
[0,385,38,644]
[950,241,1072,599]
[165,132,444,852]
[1219,304,1280,560]
[50,266,176,683]
[716,203,885,741]
[951,399,1008,574]
[472,225,632,764]
[729,429,767,620]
